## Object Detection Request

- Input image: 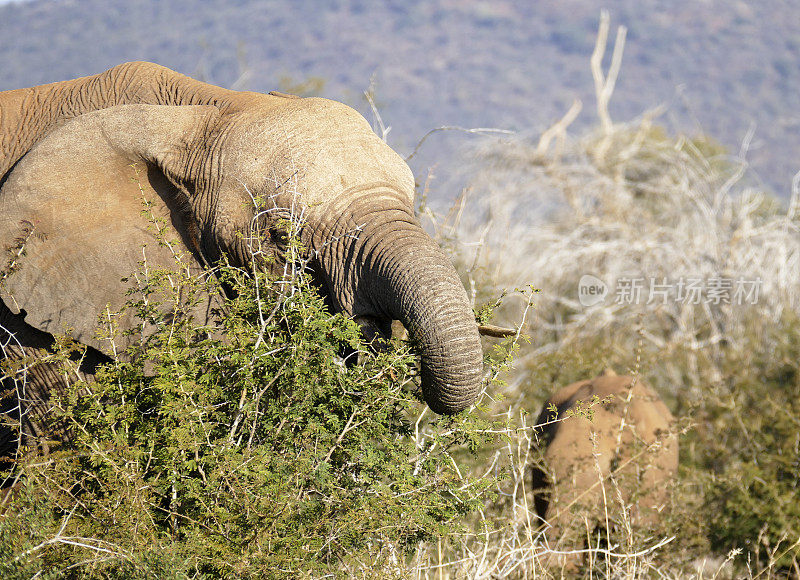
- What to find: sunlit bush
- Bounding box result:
[0,231,502,578]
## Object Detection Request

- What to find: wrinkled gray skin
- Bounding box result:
[531,369,678,568]
[0,62,483,460]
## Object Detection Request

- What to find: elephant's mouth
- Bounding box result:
[353,315,394,350]
[348,316,416,371]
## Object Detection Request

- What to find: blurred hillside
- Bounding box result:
[0,0,799,198]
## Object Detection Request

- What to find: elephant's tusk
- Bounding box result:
[477,324,517,338]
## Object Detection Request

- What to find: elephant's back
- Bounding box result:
[532,371,679,532]
[537,372,675,443]
[589,374,674,437]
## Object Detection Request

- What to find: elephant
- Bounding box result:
[0,61,484,464]
[531,369,678,566]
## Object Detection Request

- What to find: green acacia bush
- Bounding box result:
[701,310,800,571]
[0,230,502,577]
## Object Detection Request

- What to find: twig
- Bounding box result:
[591,10,627,163]
[591,10,627,136]
[365,74,390,142]
[405,126,514,162]
[536,99,583,159]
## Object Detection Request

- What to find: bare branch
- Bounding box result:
[591,10,627,137]
[364,74,390,142]
[536,99,583,159]
[405,126,514,162]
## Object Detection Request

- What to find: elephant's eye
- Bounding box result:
[269,225,290,249]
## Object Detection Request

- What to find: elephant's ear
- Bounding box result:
[0,104,220,355]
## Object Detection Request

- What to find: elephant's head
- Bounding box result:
[0,63,483,414]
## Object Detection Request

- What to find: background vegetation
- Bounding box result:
[415,18,800,575]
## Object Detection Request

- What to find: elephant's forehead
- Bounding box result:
[226,98,415,206]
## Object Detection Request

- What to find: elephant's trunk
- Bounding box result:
[380,242,484,414]
[312,187,484,415]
